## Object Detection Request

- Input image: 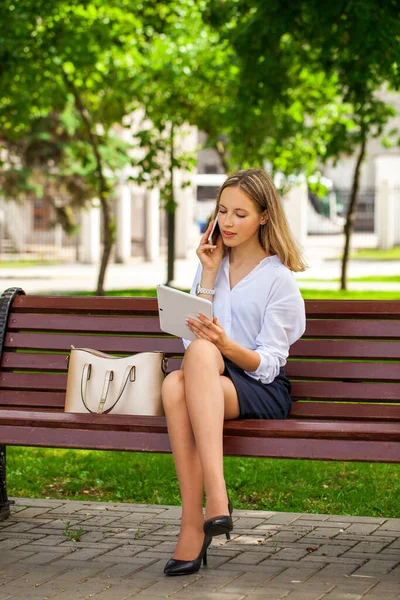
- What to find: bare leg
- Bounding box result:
[162,370,204,560]
[162,350,239,560]
[183,339,239,520]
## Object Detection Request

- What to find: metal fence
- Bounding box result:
[0,188,168,264]
[0,197,82,263]
[307,187,376,236]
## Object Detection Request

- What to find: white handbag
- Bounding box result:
[64,347,167,416]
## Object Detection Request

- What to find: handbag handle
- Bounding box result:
[80,363,136,414]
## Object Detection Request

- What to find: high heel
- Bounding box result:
[164,534,212,576]
[203,494,233,541]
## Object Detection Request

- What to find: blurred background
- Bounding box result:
[0,0,399,295]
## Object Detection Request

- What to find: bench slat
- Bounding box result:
[5,333,183,354]
[0,390,65,408]
[0,410,399,440]
[223,437,400,462]
[5,333,400,360]
[288,360,400,381]
[9,313,164,334]
[291,381,400,401]
[2,352,399,383]
[10,312,400,340]
[304,319,400,339]
[0,424,172,453]
[291,339,400,360]
[11,295,159,314]
[290,402,400,421]
[304,300,400,319]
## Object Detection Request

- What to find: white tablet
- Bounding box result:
[156,284,213,341]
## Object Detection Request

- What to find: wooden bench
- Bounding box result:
[1,286,399,520]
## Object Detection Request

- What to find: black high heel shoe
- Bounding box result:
[203,494,233,540]
[164,533,212,576]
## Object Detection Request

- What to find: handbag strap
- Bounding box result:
[80,363,136,414]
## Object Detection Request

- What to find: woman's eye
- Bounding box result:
[237,215,245,219]
[218,210,226,214]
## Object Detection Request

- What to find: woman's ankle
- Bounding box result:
[180,512,205,531]
[205,489,229,520]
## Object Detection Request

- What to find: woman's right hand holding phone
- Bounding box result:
[196,219,223,273]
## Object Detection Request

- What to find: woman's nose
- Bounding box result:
[224,216,233,227]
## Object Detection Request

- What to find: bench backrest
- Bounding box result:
[1,292,400,422]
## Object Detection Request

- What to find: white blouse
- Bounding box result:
[182,254,306,384]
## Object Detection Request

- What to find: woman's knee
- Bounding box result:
[161,370,185,410]
[183,339,223,371]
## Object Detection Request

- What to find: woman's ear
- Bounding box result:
[260,211,268,225]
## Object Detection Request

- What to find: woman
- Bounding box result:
[162,168,307,576]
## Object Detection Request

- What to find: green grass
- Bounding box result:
[351,246,400,261]
[299,275,400,283]
[300,289,400,300]
[0,260,60,267]
[7,447,400,518]
[351,275,400,283]
[72,288,158,297]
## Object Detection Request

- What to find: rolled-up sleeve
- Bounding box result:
[181,264,202,350]
[246,283,306,384]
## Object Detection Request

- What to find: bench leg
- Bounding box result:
[0,289,25,522]
[0,445,10,521]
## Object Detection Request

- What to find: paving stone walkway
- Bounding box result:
[0,498,399,600]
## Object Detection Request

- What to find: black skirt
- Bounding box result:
[223,357,292,420]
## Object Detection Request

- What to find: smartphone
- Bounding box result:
[208,217,220,246]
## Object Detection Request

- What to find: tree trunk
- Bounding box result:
[340,136,367,290]
[166,125,176,285]
[96,198,114,296]
[64,73,113,296]
[215,140,230,174]
[167,210,175,285]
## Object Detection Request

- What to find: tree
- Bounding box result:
[0,0,145,294]
[0,0,230,290]
[129,0,234,283]
[290,1,400,288]
[323,98,395,289]
[203,0,400,288]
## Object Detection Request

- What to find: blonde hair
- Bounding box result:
[213,168,307,272]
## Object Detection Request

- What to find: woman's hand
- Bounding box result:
[185,313,229,353]
[196,219,223,273]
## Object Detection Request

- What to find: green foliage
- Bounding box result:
[0,0,212,290]
[202,0,400,176]
[202,0,400,291]
[0,0,142,181]
[2,0,399,191]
